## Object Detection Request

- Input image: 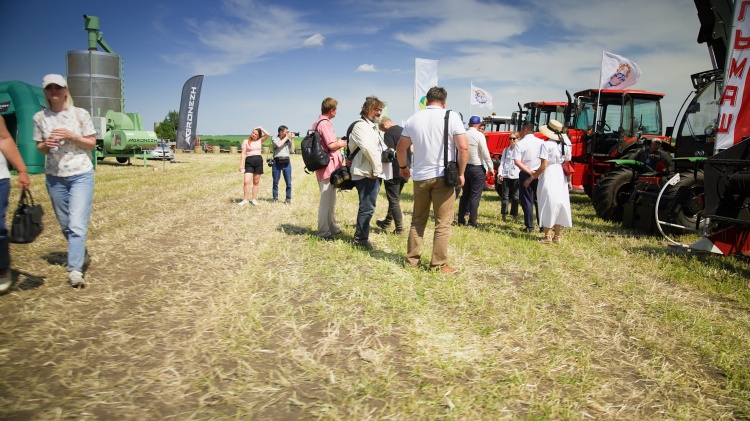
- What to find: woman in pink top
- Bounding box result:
[239,126,269,206]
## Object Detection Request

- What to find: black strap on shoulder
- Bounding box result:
[443,110,451,166]
[345,119,365,162]
[314,118,330,132]
[313,118,331,152]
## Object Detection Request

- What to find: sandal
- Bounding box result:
[553,235,561,243]
[539,235,554,243]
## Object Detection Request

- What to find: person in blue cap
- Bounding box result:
[457,115,493,227]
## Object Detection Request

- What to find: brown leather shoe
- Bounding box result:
[435,264,457,274]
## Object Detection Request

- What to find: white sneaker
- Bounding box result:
[238,200,249,206]
[68,270,85,287]
[0,271,11,292]
[251,199,259,206]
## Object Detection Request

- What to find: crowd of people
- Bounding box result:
[229,87,576,273]
[1,78,576,292]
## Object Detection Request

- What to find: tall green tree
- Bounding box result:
[155,110,179,141]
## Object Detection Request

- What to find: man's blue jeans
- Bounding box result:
[46,171,94,272]
[0,179,10,274]
[272,160,292,201]
[354,177,381,242]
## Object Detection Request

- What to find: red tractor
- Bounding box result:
[483,100,581,191]
[568,89,672,220]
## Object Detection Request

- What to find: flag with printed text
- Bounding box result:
[176,75,204,150]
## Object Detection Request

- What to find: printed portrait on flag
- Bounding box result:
[599,51,641,91]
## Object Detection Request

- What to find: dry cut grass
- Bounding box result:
[0,153,748,420]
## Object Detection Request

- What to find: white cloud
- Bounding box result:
[333,41,355,51]
[384,0,526,50]
[356,64,378,72]
[162,0,325,75]
[366,0,709,130]
[303,33,325,47]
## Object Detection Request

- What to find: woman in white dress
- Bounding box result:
[524,120,572,243]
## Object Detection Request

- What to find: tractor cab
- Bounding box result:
[573,89,667,159]
[482,114,515,160]
[482,114,514,133]
[668,69,721,162]
[522,101,569,131]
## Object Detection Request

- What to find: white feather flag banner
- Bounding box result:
[470,83,493,109]
[414,58,438,114]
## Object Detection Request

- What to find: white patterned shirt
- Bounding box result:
[33,107,96,177]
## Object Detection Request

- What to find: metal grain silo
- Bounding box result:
[66,49,124,118]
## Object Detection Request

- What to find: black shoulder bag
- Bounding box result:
[330,121,363,190]
[443,110,460,187]
[10,190,44,244]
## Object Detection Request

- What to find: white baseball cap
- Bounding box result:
[42,74,68,89]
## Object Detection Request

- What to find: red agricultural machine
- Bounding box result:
[483,92,669,215]
[654,0,750,256]
[483,100,582,191]
[568,88,672,221]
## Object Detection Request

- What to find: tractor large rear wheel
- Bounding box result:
[593,167,637,221]
[583,184,593,198]
[664,170,705,232]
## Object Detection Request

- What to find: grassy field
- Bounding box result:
[0,153,748,420]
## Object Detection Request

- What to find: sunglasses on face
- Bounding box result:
[510,137,517,140]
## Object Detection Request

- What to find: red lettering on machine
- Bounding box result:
[716,0,750,149]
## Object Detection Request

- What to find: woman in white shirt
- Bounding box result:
[524,120,572,243]
[33,74,97,287]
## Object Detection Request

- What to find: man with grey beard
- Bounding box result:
[348,96,385,250]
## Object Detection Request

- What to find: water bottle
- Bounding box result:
[50,138,62,152]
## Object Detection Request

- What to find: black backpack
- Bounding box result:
[301,118,331,173]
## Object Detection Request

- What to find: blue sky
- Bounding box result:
[2,0,708,137]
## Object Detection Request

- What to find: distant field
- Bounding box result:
[201,135,300,150]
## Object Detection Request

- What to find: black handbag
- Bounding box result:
[330,145,360,191]
[9,190,44,244]
[330,166,355,190]
[443,110,459,187]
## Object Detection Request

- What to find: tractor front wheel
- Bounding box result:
[593,167,637,221]
[664,170,705,232]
